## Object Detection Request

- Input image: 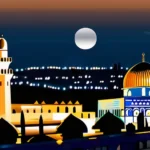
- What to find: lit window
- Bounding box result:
[142,88,146,96]
[57,107,59,112]
[65,107,69,113]
[127,90,132,96]
[73,107,76,113]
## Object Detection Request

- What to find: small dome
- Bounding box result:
[92,111,124,131]
[123,53,150,88]
[57,114,87,133]
[0,36,8,50]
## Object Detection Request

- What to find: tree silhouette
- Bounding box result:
[92,111,124,135]
[126,123,135,133]
[0,118,18,144]
[137,112,144,131]
[20,110,26,144]
[39,115,44,135]
[57,114,88,140]
[28,115,55,143]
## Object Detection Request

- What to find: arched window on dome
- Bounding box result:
[149,91,150,96]
[127,90,132,96]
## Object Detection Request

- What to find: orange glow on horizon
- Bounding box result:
[1,0,150,10]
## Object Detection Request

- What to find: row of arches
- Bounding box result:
[126,108,150,116]
[12,109,51,113]
[12,106,77,114]
[0,69,13,74]
[0,57,12,62]
[12,109,91,118]
[99,109,122,118]
[56,106,76,113]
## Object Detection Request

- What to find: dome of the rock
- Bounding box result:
[123,53,150,88]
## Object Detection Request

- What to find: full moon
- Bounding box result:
[75,28,97,50]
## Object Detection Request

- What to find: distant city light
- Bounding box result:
[63,87,66,91]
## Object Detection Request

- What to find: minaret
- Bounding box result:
[0,35,13,121]
[142,53,145,62]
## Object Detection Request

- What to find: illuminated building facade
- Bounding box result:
[97,98,124,120]
[11,100,96,133]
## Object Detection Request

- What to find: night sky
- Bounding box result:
[1,1,150,68]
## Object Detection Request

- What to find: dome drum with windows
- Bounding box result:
[123,53,150,88]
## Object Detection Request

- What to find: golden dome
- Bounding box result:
[123,53,150,88]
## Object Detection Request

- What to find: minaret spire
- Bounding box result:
[142,53,145,62]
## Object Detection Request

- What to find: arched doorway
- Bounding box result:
[65,107,69,113]
[140,108,145,116]
[73,107,76,113]
[134,109,140,116]
[12,109,16,113]
[126,108,133,116]
[57,107,59,112]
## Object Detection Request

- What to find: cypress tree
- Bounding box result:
[20,110,26,144]
[39,115,44,135]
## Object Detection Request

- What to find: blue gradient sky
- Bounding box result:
[1,9,150,68]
